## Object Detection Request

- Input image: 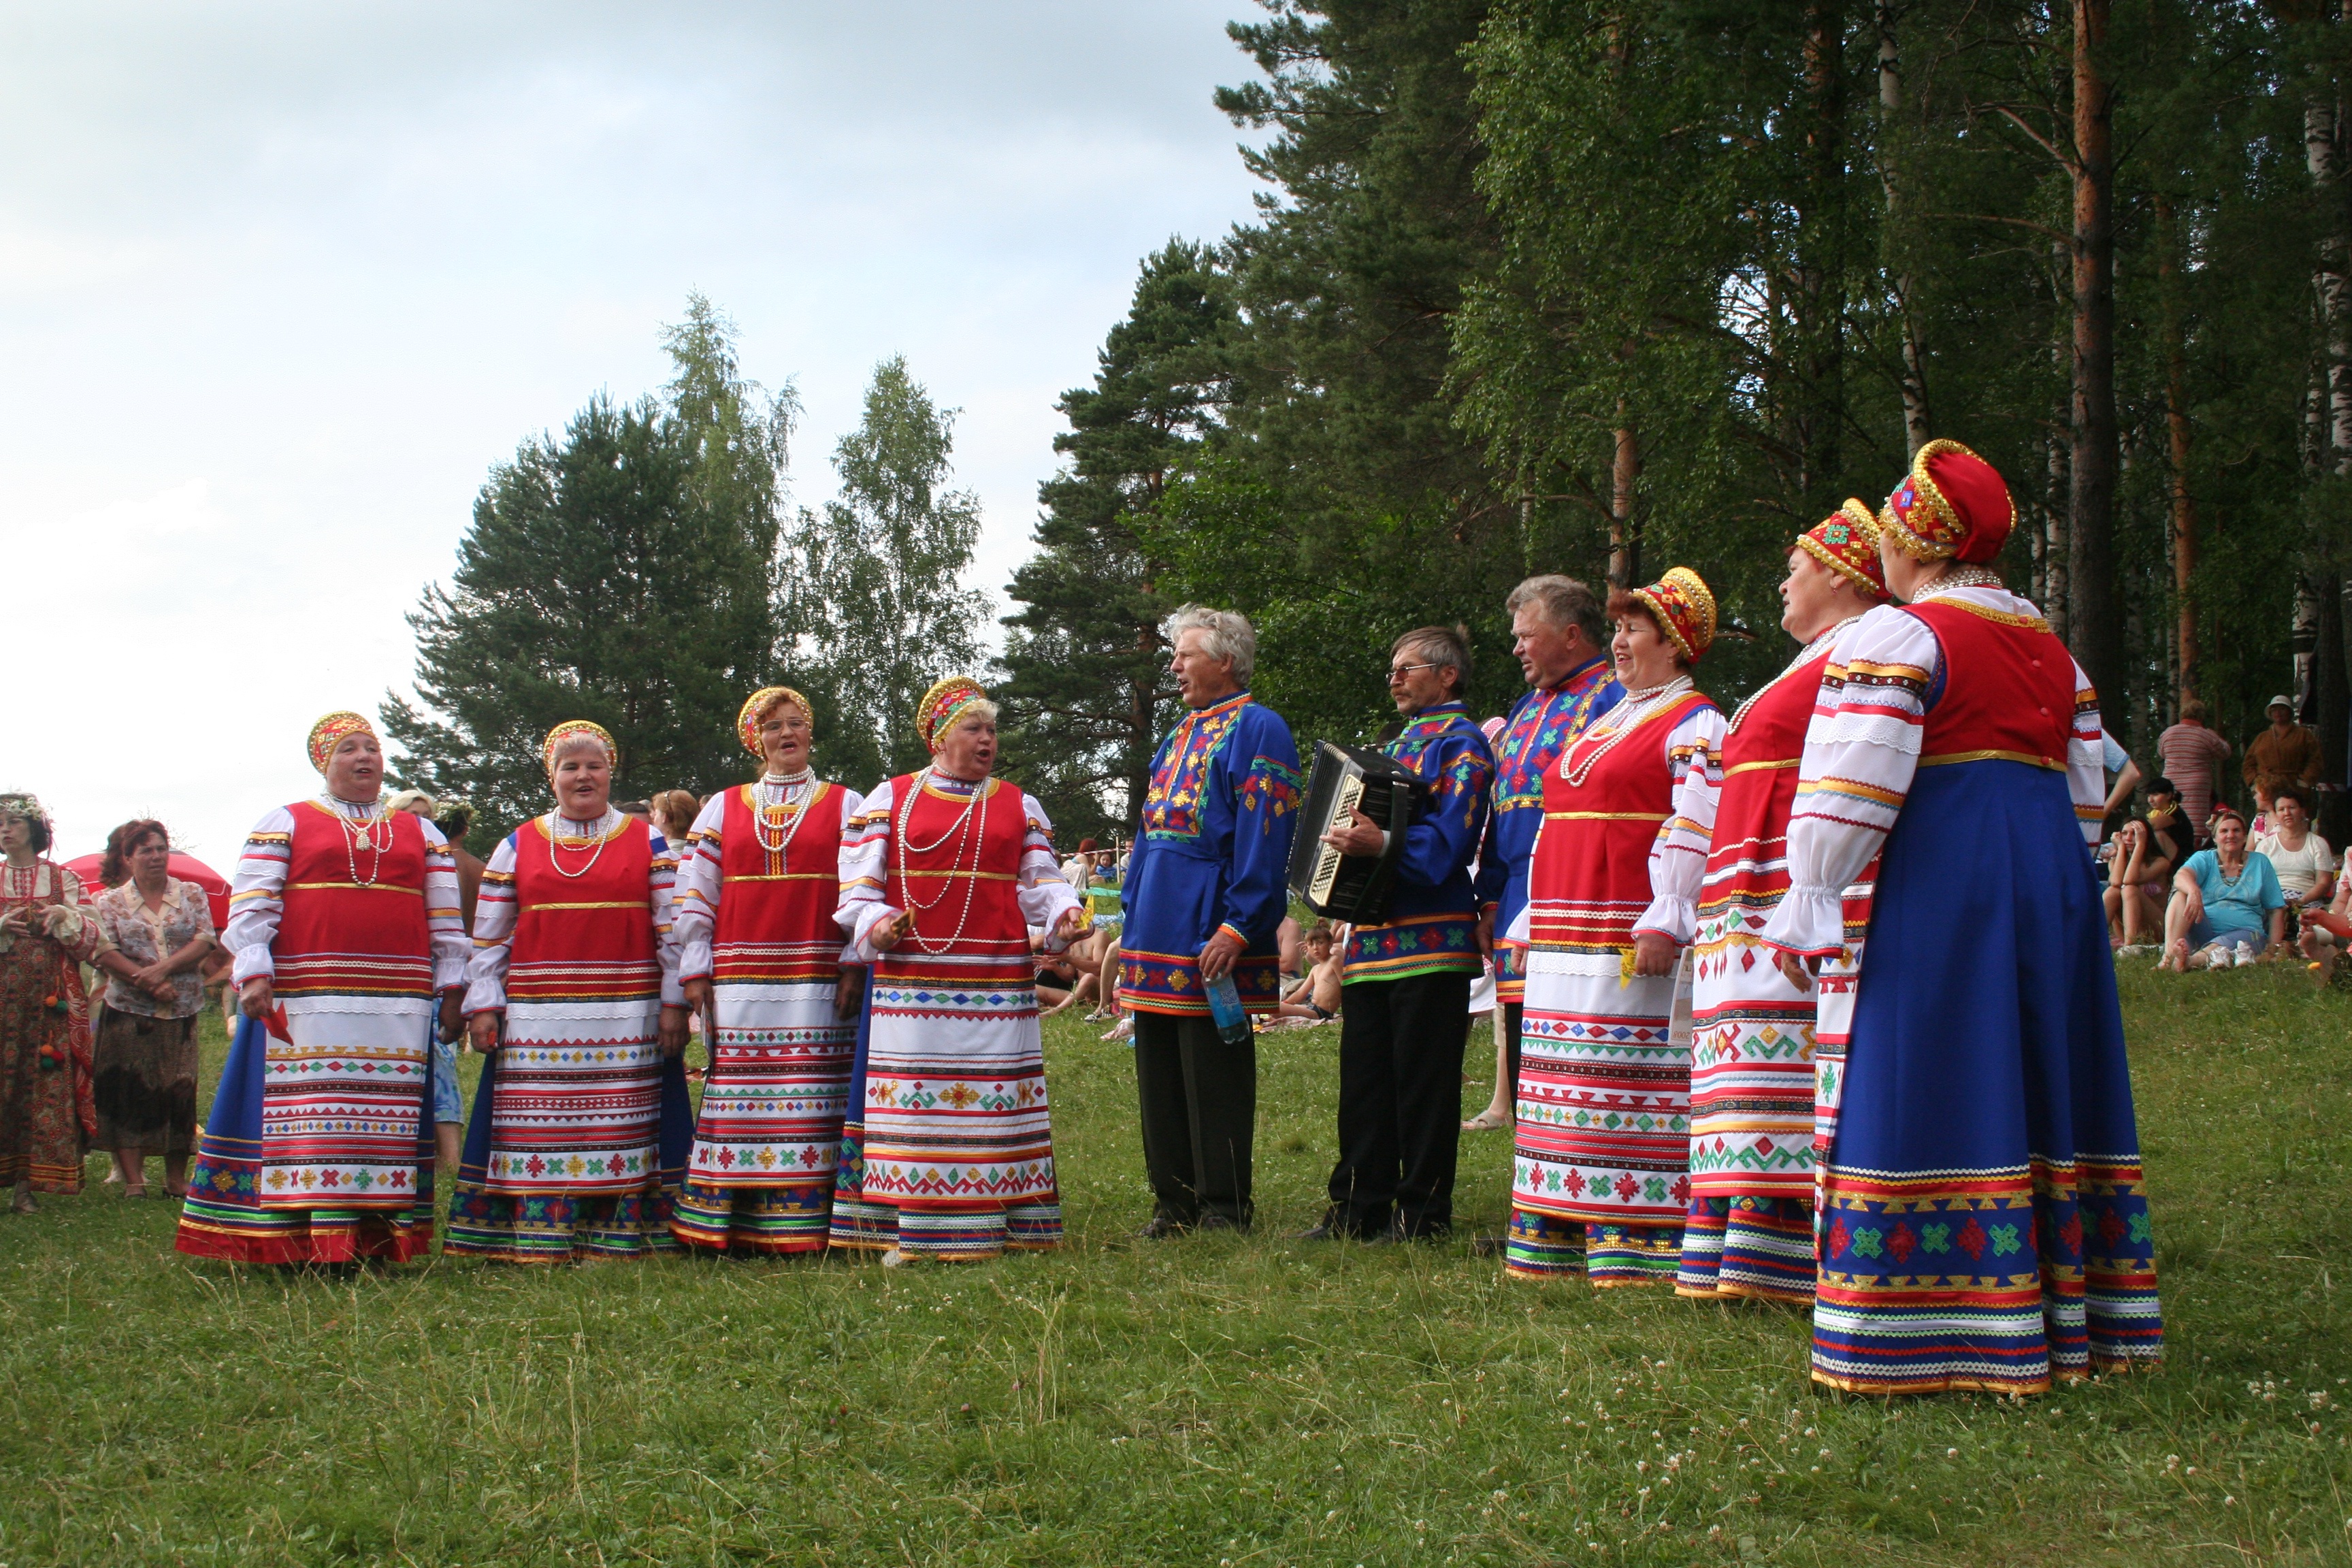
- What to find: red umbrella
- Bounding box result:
[62,851,233,934]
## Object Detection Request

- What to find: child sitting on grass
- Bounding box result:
[1267,921,1344,1027]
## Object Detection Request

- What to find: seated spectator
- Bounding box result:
[1061,838,1098,892]
[2160,808,2286,970]
[2255,782,2336,938]
[2104,777,2189,952]
[1268,922,1343,1026]
[2155,700,2232,848]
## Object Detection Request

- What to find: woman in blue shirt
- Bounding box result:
[2160,808,2285,969]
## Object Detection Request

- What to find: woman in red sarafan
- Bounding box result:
[445,719,693,1263]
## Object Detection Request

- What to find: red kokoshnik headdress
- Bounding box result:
[1629,566,1718,662]
[736,686,813,757]
[917,676,989,751]
[306,711,375,774]
[1796,500,1891,600]
[1879,438,2016,564]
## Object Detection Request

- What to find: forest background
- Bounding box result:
[385,0,2352,850]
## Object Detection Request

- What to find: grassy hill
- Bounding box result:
[0,964,2342,1565]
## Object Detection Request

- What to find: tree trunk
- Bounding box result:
[1610,412,1641,589]
[2067,0,2123,710]
[2157,193,2198,710]
[1878,3,1931,454]
[1797,1,1846,507]
[2045,433,2070,644]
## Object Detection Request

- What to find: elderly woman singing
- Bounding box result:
[176,715,468,1264]
[834,678,1088,1265]
[445,721,692,1262]
[669,687,864,1255]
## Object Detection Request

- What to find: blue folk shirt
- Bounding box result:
[1341,700,1497,985]
[1116,691,1303,1017]
[1473,656,1624,941]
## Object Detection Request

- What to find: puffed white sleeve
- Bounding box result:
[1015,790,1084,951]
[223,806,297,986]
[1632,702,1726,945]
[1761,605,1940,958]
[648,827,683,1008]
[836,779,902,963]
[419,818,469,991]
[832,787,867,965]
[2067,658,2107,847]
[461,833,523,1016]
[670,793,730,983]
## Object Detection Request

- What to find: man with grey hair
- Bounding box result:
[1463,576,1621,1137]
[1303,625,1495,1243]
[1117,605,1302,1235]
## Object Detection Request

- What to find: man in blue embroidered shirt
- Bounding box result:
[1117,606,1302,1235]
[1463,576,1621,1136]
[1303,625,1497,1242]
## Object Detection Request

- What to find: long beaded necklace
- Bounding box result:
[1728,617,1861,734]
[893,767,992,955]
[752,768,819,858]
[329,796,393,888]
[1560,676,1695,790]
[548,806,621,880]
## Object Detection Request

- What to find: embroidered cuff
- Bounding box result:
[1631,894,1696,947]
[1760,885,1845,958]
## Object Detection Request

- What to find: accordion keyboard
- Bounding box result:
[1305,773,1366,907]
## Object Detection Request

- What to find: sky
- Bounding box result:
[0,1,1269,869]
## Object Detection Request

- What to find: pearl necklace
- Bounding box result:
[1560,676,1695,790]
[1910,564,2006,604]
[548,807,621,880]
[752,768,818,858]
[327,796,393,887]
[894,768,991,955]
[1728,617,1861,733]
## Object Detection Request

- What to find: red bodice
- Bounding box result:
[506,816,657,1002]
[274,803,432,998]
[713,782,848,984]
[1527,690,1710,949]
[1908,599,2080,770]
[879,774,1030,977]
[1701,650,1829,910]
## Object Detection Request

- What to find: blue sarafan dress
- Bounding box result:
[1761,581,2161,1396]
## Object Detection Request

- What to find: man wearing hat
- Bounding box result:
[2243,693,2322,806]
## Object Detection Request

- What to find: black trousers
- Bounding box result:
[1133,1011,1256,1226]
[1503,1000,1524,1106]
[1325,970,1473,1238]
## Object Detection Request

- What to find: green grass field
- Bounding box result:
[0,965,2345,1566]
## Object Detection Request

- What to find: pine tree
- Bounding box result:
[382,300,791,846]
[779,357,987,790]
[998,242,1235,840]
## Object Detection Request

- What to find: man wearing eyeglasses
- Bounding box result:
[1301,625,1497,1243]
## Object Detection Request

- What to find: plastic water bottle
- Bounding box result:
[1203,970,1254,1045]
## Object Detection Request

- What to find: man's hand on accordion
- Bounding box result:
[1320,805,1384,858]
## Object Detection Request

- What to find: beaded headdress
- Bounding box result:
[736,686,813,757]
[306,711,376,774]
[1629,566,1718,662]
[1795,500,1891,600]
[917,676,989,751]
[542,719,617,772]
[1879,438,2016,565]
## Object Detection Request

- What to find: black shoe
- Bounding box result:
[1195,1213,1248,1235]
[1137,1215,1192,1239]
[1294,1221,1344,1242]
[1296,1218,1390,1243]
[1469,1233,1506,1258]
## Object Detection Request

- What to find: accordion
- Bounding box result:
[1286,741,1425,924]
